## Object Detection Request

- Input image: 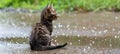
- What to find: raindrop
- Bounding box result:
[16,42,19,44]
[69,42,72,45]
[69,31,72,34]
[112,28,115,31]
[87,46,91,49]
[99,31,102,34]
[77,35,80,37]
[83,48,86,51]
[54,40,57,42]
[89,43,92,46]
[104,30,108,33]
[57,43,59,45]
[114,36,117,38]
[109,44,112,47]
[66,24,70,28]
[57,32,59,34]
[93,27,97,29]
[91,30,95,33]
[13,32,16,35]
[51,39,54,41]
[118,31,120,33]
[58,24,62,28]
[83,27,86,29]
[62,33,65,35]
[78,40,80,42]
[92,41,95,44]
[115,16,118,20]
[53,25,57,28]
[58,23,63,28]
[67,28,70,30]
[105,23,109,26]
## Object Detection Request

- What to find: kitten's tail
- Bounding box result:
[43,43,67,50]
[31,43,67,51]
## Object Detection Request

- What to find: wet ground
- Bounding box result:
[0,11,120,54]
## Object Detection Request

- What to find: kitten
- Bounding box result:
[29,4,67,51]
[40,4,59,35]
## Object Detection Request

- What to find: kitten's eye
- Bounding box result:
[51,10,56,15]
[38,28,41,30]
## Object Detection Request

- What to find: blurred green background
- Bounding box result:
[0,0,120,12]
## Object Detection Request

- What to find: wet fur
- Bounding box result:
[29,4,67,51]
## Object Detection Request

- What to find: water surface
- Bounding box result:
[0,11,120,54]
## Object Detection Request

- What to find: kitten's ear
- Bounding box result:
[47,4,50,8]
[50,4,53,8]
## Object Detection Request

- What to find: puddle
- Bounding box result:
[0,36,120,54]
[0,11,120,54]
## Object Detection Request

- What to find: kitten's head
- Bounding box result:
[41,4,59,21]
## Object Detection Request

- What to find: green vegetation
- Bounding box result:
[0,0,120,12]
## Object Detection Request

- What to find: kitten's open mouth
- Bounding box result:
[54,14,60,20]
[57,14,60,17]
[54,18,57,20]
[50,15,58,20]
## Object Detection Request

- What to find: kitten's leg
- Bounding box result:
[49,41,51,46]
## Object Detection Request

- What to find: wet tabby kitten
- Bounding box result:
[29,4,67,51]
